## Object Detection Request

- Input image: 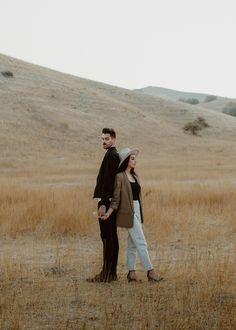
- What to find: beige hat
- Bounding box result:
[118,147,139,168]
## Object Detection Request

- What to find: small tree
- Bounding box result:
[187,98,200,105]
[1,70,14,78]
[179,98,199,105]
[204,95,217,103]
[183,121,202,135]
[222,102,236,117]
[183,117,209,136]
[196,116,209,128]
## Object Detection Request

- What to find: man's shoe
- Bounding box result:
[147,269,163,282]
[110,273,118,282]
[86,272,118,283]
[103,272,118,283]
[86,272,104,283]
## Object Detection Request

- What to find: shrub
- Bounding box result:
[179,98,199,105]
[222,102,236,117]
[183,117,209,136]
[1,70,14,78]
[196,116,210,128]
[183,121,201,135]
[204,95,217,103]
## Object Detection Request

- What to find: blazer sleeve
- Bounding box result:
[110,174,122,210]
[100,152,119,205]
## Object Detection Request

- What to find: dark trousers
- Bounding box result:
[98,203,119,279]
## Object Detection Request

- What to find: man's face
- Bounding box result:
[101,133,115,149]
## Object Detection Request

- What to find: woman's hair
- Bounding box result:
[117,155,136,174]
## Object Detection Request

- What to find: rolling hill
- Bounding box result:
[137,86,236,114]
[1,53,236,179]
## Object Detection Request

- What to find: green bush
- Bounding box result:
[1,70,14,78]
[222,102,236,117]
[204,95,217,103]
[183,121,201,135]
[179,98,199,105]
[183,117,209,136]
[196,116,209,128]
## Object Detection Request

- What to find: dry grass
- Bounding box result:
[0,180,235,329]
[0,184,96,238]
[144,182,236,239]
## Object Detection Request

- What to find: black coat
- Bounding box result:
[93,146,120,206]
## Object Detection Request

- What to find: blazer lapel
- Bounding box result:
[123,172,134,211]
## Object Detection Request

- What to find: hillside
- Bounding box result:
[1,55,236,329]
[137,86,236,114]
[1,53,236,179]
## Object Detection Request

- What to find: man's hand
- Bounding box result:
[98,205,106,218]
[100,213,109,221]
[100,207,114,221]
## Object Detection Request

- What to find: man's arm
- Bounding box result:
[100,152,119,205]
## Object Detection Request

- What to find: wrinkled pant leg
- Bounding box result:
[111,213,119,274]
[126,230,137,271]
[99,210,118,279]
[127,201,153,271]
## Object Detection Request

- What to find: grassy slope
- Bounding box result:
[138,85,236,113]
[1,53,236,172]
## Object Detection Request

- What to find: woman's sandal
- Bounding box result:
[147,269,163,282]
[127,270,137,282]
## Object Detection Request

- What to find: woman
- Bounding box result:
[102,147,163,282]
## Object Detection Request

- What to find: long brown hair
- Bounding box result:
[117,155,136,175]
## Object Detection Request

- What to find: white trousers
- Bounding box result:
[126,200,153,271]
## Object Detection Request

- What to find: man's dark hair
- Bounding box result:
[117,156,135,174]
[102,128,116,138]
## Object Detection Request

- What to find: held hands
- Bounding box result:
[98,205,106,218]
[98,206,114,221]
[100,213,110,220]
[98,205,110,220]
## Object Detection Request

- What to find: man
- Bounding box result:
[87,128,120,282]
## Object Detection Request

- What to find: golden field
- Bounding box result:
[0,170,236,329]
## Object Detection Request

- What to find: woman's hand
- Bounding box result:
[98,205,106,217]
[100,213,110,221]
[100,207,114,220]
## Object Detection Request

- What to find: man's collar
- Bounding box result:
[106,145,116,152]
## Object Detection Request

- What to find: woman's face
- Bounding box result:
[128,154,136,169]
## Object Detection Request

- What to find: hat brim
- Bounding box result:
[118,149,139,168]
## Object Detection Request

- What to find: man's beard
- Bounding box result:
[103,144,109,149]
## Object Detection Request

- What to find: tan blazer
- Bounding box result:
[110,172,143,228]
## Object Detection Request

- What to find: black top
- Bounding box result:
[93,146,120,205]
[130,178,140,201]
